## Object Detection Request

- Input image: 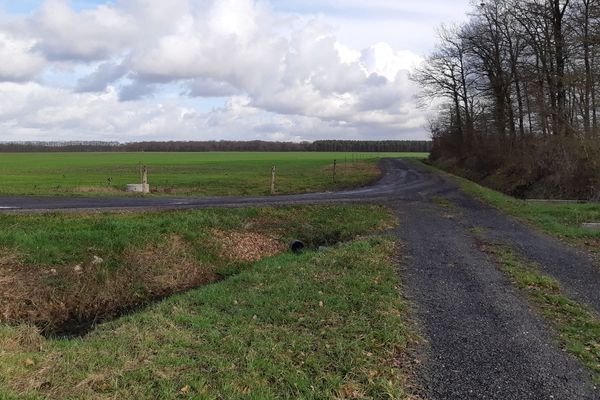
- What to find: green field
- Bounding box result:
[0,153,419,397]
[0,205,412,399]
[0,152,427,197]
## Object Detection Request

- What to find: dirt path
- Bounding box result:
[452,192,600,315]
[3,159,599,398]
[396,200,596,399]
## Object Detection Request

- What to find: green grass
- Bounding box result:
[0,205,393,334]
[0,152,427,197]
[0,205,390,267]
[483,242,600,382]
[0,237,410,399]
[431,195,455,210]
[418,160,600,251]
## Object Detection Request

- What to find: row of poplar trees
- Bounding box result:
[415,0,600,156]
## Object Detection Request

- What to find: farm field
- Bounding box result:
[0,152,428,197]
[0,205,412,399]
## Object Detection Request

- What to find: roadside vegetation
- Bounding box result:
[0,205,392,335]
[0,207,412,399]
[416,0,600,201]
[0,152,427,197]
[481,241,600,382]
[419,161,600,253]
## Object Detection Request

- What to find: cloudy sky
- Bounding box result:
[0,0,470,142]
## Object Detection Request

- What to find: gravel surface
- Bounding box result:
[453,193,600,315]
[2,159,598,398]
[396,200,596,399]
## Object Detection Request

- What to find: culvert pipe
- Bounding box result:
[289,240,305,253]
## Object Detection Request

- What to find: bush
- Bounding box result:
[431,136,600,200]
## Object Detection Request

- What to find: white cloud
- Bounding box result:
[361,43,423,81]
[29,0,138,61]
[0,33,45,81]
[0,0,437,141]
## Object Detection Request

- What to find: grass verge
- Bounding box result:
[481,241,600,382]
[0,237,411,399]
[418,160,600,254]
[0,205,392,335]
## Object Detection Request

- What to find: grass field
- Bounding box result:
[0,152,427,197]
[0,205,412,399]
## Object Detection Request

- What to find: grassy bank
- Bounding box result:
[0,236,410,399]
[0,205,391,334]
[481,242,600,382]
[0,152,427,197]
[420,161,600,252]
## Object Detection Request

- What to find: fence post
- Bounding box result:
[333,159,337,183]
[271,165,276,194]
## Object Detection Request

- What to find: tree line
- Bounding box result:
[415,0,600,199]
[0,140,431,153]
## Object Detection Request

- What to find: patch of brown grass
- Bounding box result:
[74,186,123,194]
[151,186,200,195]
[0,247,22,267]
[123,234,216,295]
[212,229,286,262]
[0,229,289,334]
[0,235,217,333]
[0,325,44,353]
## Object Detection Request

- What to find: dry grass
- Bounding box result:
[0,205,391,337]
[211,229,286,262]
[73,186,123,194]
[0,238,412,399]
[0,236,217,333]
[0,325,44,353]
[124,234,216,294]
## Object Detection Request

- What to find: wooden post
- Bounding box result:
[271,165,276,194]
[333,159,337,183]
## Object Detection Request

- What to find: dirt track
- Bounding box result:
[2,159,598,398]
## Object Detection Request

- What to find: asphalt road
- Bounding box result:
[2,159,598,398]
[0,158,451,212]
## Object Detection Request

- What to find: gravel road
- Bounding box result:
[2,159,598,398]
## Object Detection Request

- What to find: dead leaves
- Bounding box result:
[212,229,285,262]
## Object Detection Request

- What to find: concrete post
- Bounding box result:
[142,166,149,194]
[142,166,148,185]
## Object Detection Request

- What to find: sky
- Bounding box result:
[0,0,471,142]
